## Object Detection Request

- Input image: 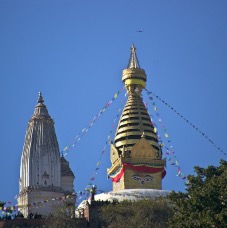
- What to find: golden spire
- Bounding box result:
[108,44,166,191]
[127,43,140,68]
[122,44,147,94]
[114,44,161,157]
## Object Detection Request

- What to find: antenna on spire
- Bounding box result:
[127,43,141,69]
[38,92,44,104]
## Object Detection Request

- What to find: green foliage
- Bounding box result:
[44,205,82,228]
[98,198,173,228]
[168,159,227,228]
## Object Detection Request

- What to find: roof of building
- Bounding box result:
[19,92,62,191]
[32,92,52,119]
[61,156,75,177]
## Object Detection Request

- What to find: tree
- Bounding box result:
[98,198,173,228]
[45,205,85,228]
[168,159,227,228]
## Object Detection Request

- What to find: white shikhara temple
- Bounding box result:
[17,93,75,217]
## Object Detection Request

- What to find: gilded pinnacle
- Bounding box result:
[122,44,147,92]
[127,43,141,69]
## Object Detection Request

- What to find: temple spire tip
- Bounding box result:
[38,92,44,104]
[128,43,140,69]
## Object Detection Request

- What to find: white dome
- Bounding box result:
[94,189,170,202]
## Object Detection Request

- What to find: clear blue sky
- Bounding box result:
[1,0,227,206]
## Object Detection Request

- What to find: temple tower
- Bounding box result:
[108,44,166,191]
[18,93,75,217]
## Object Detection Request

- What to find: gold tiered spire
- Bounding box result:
[108,44,166,191]
[115,44,161,157]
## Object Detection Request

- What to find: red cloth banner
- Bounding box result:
[124,163,164,173]
[111,163,166,182]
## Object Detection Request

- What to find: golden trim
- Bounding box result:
[124,79,146,88]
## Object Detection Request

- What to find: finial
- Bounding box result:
[131,43,135,50]
[127,43,141,69]
[122,44,147,91]
[37,92,44,104]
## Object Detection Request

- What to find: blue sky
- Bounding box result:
[1,0,227,206]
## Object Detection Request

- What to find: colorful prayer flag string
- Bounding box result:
[145,96,187,181]
[61,87,125,156]
[76,96,127,203]
[0,193,77,213]
[145,89,226,157]
[87,96,126,188]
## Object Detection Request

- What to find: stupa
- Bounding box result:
[95,44,168,202]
